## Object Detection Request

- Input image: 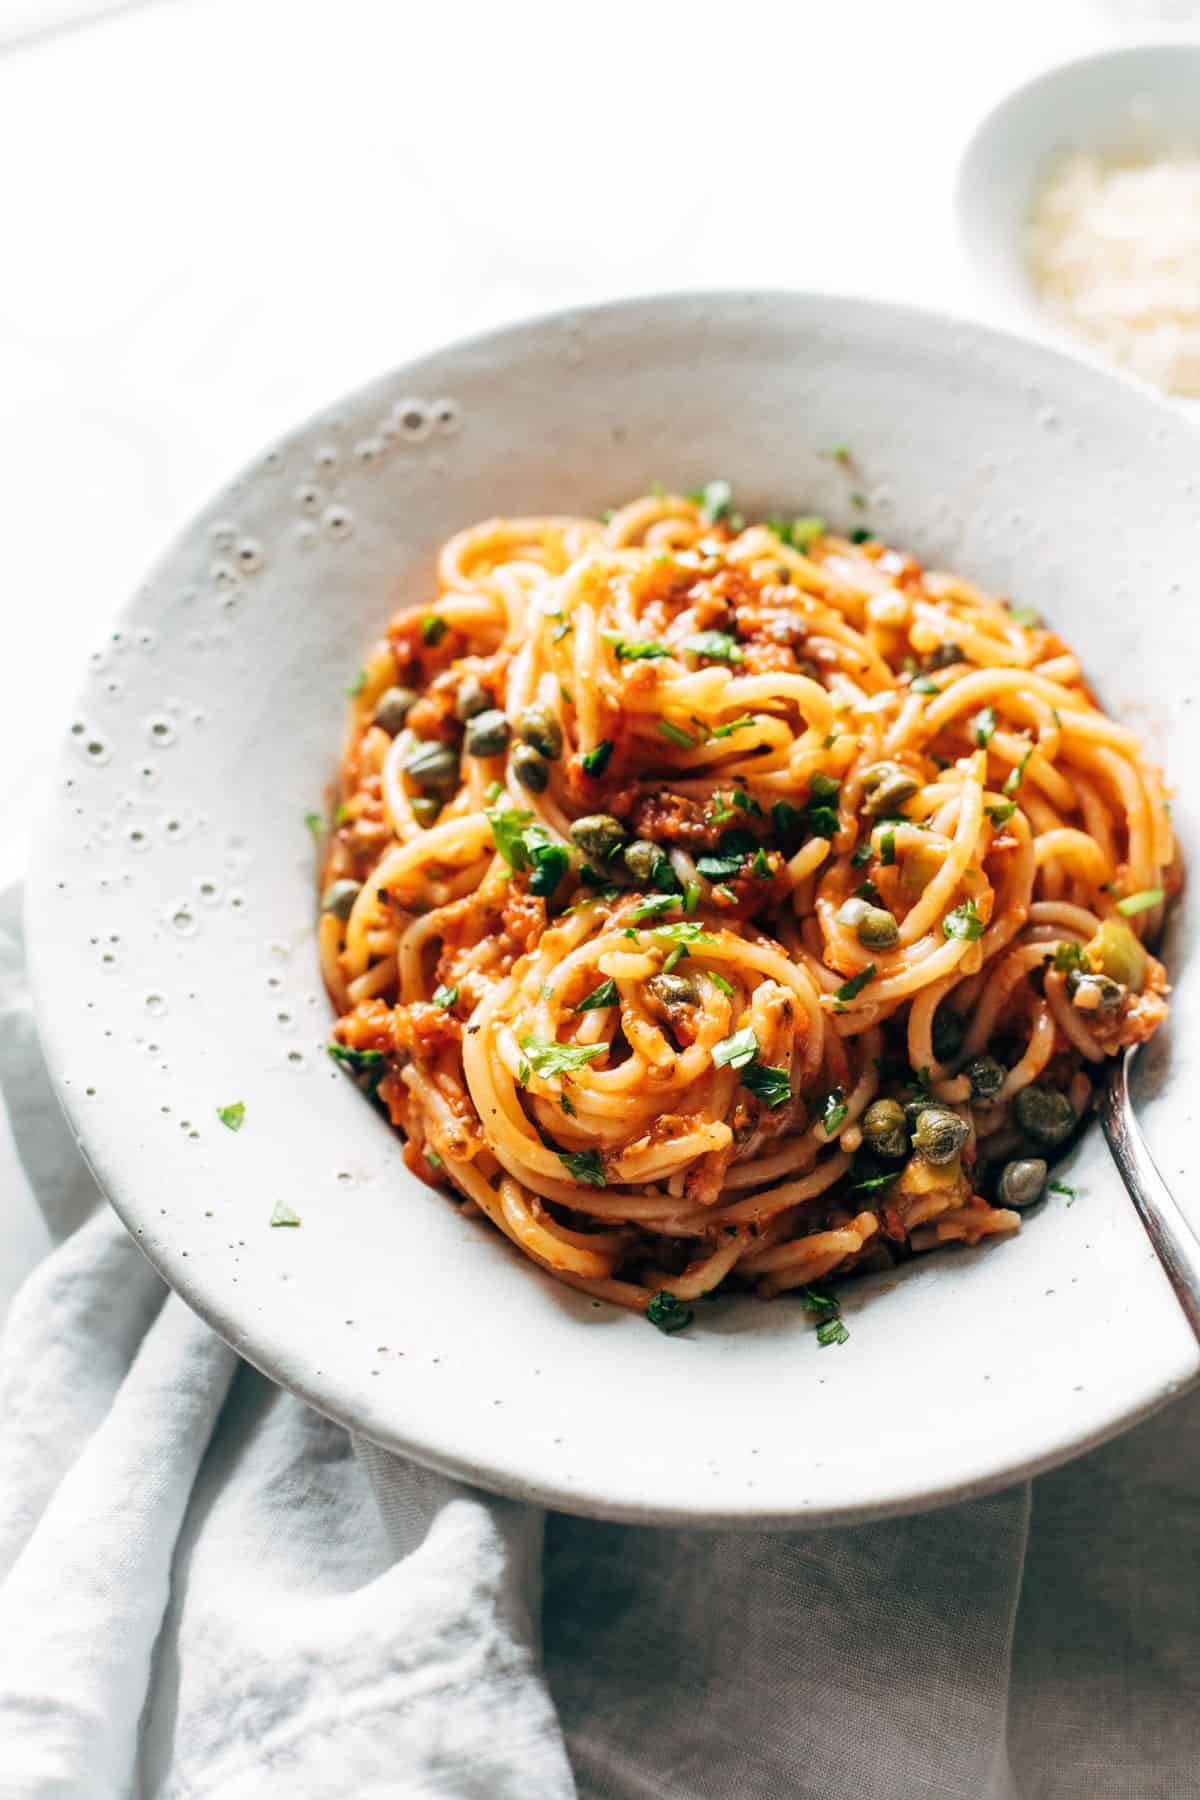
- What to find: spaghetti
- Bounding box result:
[318,490,1174,1333]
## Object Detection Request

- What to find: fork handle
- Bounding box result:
[1099,1047,1200,1344]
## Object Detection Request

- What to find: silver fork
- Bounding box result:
[1099,1045,1200,1341]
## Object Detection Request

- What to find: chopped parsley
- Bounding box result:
[582,739,613,777]
[833,964,877,1009]
[711,713,756,740]
[1053,941,1084,973]
[986,801,1017,827]
[684,881,702,913]
[818,1087,848,1137]
[612,637,671,662]
[740,1061,791,1109]
[328,1044,387,1093]
[528,843,569,897]
[649,921,716,949]
[270,1201,302,1228]
[217,1101,245,1132]
[848,528,873,545]
[683,629,744,665]
[712,1028,758,1070]
[851,1169,901,1192]
[519,1034,607,1078]
[973,706,997,748]
[646,1290,693,1333]
[707,971,735,997]
[1116,887,1164,917]
[910,675,940,695]
[1003,747,1033,796]
[420,613,447,646]
[486,804,535,869]
[693,478,734,525]
[1048,1180,1076,1199]
[659,719,700,749]
[798,1285,850,1346]
[577,978,618,1012]
[750,847,771,878]
[631,893,683,922]
[346,670,366,697]
[767,515,825,551]
[942,898,985,941]
[432,983,458,1010]
[304,810,323,839]
[485,806,568,896]
[559,1092,576,1117]
[558,1148,606,1186]
[879,828,896,866]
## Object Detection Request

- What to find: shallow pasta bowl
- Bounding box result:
[27,292,1200,1527]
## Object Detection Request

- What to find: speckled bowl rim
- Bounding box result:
[27,289,1200,1528]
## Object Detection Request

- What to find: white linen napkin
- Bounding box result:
[0,882,1197,1800]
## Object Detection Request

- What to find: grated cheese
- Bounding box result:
[1028,150,1200,397]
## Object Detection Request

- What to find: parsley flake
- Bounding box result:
[217,1101,245,1132]
[942,899,985,941]
[712,1028,758,1070]
[577,978,618,1012]
[558,1148,606,1186]
[683,630,744,665]
[646,1291,693,1333]
[432,983,458,1010]
[519,1035,607,1078]
[582,740,613,777]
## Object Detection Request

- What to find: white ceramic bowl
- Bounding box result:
[957,44,1200,364]
[28,292,1200,1527]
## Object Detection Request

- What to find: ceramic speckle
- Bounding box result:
[26,292,1200,1527]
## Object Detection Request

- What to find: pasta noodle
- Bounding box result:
[318,490,1175,1335]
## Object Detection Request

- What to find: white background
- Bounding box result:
[2,0,1197,899]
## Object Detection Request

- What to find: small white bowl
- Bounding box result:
[957,44,1200,368]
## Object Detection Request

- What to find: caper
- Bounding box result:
[964,1054,1006,1101]
[464,709,511,757]
[932,1007,965,1064]
[997,1157,1047,1210]
[511,744,550,793]
[1013,1084,1075,1148]
[623,839,665,884]
[570,814,626,862]
[404,739,459,794]
[862,1098,909,1160]
[320,879,361,920]
[455,675,493,722]
[860,761,919,818]
[856,905,899,949]
[516,704,563,761]
[411,796,439,826]
[836,896,870,929]
[913,1105,970,1165]
[648,972,699,1008]
[1088,919,1147,992]
[925,641,964,670]
[1067,971,1124,1013]
[373,686,417,735]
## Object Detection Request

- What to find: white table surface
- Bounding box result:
[1,0,1196,1300]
